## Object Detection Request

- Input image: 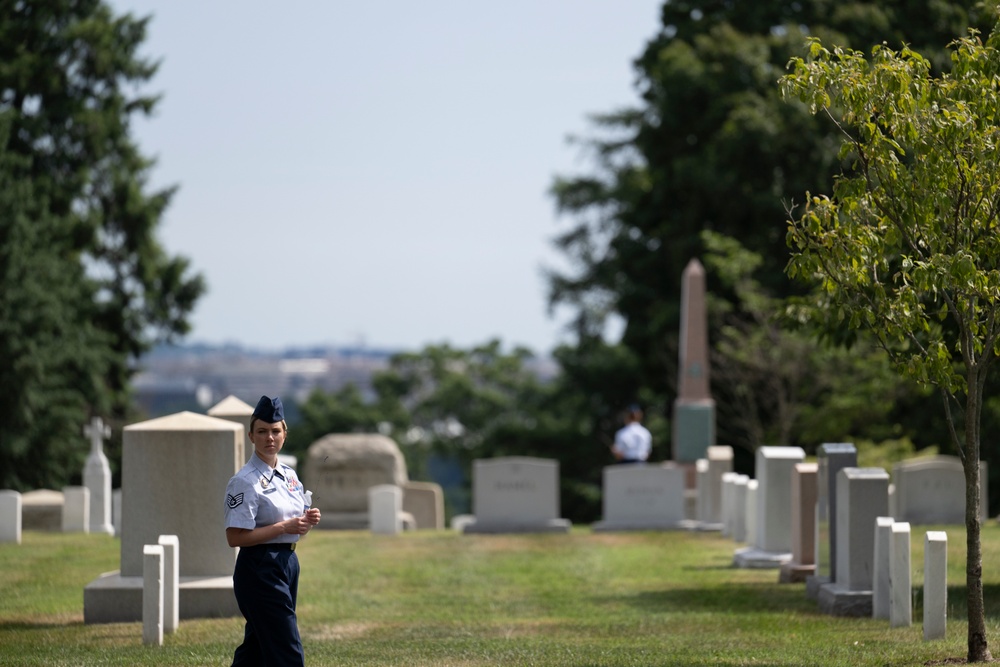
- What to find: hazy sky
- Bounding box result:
[107,1,664,355]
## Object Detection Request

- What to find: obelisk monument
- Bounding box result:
[672,258,715,463]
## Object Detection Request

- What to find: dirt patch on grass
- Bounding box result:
[305,621,379,641]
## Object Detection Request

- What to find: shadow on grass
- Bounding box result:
[612,581,1000,620]
[918,583,1000,622]
[598,581,820,615]
[0,620,82,630]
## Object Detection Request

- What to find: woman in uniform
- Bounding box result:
[224,395,321,666]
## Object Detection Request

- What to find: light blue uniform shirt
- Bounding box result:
[613,422,652,462]
[224,453,307,545]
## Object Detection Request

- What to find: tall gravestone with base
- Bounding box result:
[817,467,889,617]
[780,462,818,583]
[84,411,243,623]
[806,443,857,600]
[462,457,571,533]
[734,446,804,568]
[83,417,114,536]
[672,259,715,475]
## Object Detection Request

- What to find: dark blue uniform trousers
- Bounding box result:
[232,544,304,667]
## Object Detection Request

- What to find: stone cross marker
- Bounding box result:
[83,417,114,535]
[672,259,716,463]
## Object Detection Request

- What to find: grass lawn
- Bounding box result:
[2,523,1000,666]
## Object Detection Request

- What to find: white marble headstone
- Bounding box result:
[369,484,403,535]
[0,490,21,544]
[593,464,687,531]
[62,486,90,533]
[463,457,570,533]
[893,456,987,524]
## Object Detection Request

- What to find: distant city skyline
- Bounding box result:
[108,0,663,354]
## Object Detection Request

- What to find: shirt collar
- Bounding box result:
[250,453,284,482]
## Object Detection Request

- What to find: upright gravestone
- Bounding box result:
[780,462,818,583]
[890,522,912,628]
[744,480,758,551]
[872,516,895,620]
[732,474,749,543]
[720,472,738,537]
[735,446,804,569]
[807,443,857,600]
[83,416,114,536]
[0,490,22,544]
[700,445,733,529]
[21,489,63,532]
[592,463,688,532]
[157,534,180,634]
[672,259,715,466]
[893,456,988,524]
[62,486,90,533]
[84,411,243,623]
[142,544,164,647]
[924,531,948,640]
[402,481,445,530]
[817,467,889,617]
[463,457,571,533]
[369,485,403,535]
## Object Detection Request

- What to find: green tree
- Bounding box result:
[0,116,114,489]
[549,0,990,418]
[703,230,918,453]
[0,2,205,489]
[781,24,1000,661]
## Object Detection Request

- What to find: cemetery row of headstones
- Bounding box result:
[0,398,985,645]
[713,442,984,641]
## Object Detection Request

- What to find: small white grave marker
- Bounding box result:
[872,516,895,620]
[369,485,402,535]
[924,531,948,640]
[890,522,912,628]
[143,544,164,646]
[157,535,179,634]
[0,490,22,544]
[62,486,90,533]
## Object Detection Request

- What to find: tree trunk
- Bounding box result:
[965,387,991,662]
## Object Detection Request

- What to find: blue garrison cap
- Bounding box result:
[252,395,284,423]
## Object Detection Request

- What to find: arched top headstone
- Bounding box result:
[305,434,408,514]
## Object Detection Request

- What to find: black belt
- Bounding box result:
[245,542,296,552]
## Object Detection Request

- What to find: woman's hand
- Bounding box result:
[281,515,313,535]
[281,508,321,535]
